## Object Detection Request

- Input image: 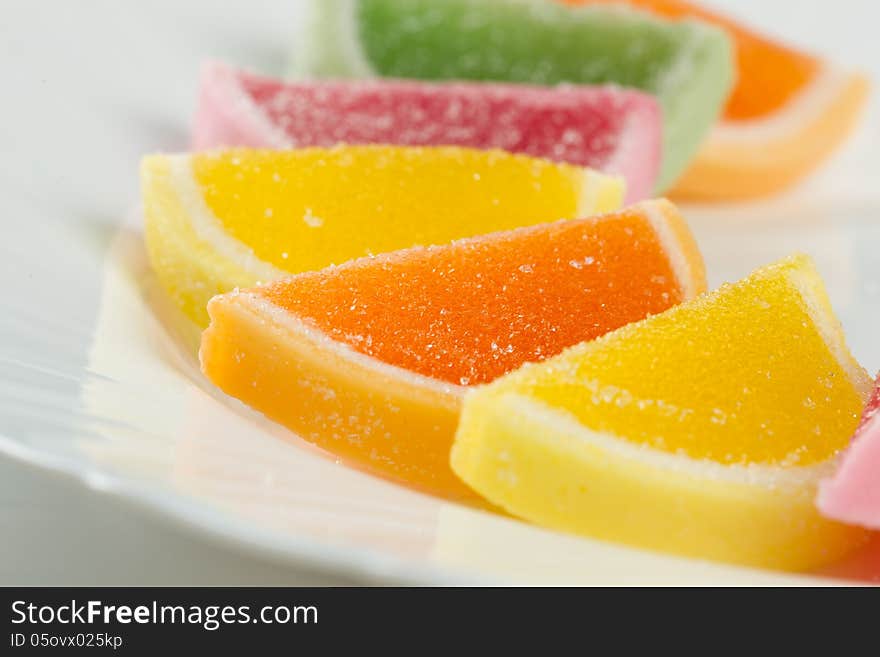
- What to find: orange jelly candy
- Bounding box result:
[566,0,819,120]
[200,200,705,501]
[566,0,869,199]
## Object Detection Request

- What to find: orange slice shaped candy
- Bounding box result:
[567,0,870,199]
[200,200,705,501]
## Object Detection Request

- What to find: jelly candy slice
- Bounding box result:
[193,62,661,202]
[451,255,872,570]
[200,200,706,501]
[566,0,869,199]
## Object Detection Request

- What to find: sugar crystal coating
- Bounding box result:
[450,255,871,570]
[193,62,661,201]
[293,0,735,190]
[462,255,868,466]
[192,146,620,273]
[257,202,699,385]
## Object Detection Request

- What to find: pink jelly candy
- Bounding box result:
[818,374,880,529]
[192,61,662,203]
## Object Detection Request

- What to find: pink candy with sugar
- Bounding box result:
[192,61,662,202]
[818,374,880,529]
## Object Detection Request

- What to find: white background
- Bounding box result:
[1,0,878,584]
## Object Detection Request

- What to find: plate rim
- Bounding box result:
[0,425,857,586]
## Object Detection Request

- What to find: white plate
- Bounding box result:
[2,0,879,585]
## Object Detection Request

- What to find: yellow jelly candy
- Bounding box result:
[451,255,872,571]
[142,146,623,325]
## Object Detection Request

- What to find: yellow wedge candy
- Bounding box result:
[142,146,623,325]
[451,255,872,571]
